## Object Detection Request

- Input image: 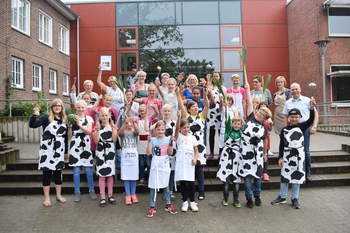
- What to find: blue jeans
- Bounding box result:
[168,170,175,195]
[279,182,300,200]
[124,180,136,196]
[139,154,151,180]
[244,176,261,199]
[195,163,205,195]
[304,127,311,175]
[73,166,94,193]
[149,187,171,207]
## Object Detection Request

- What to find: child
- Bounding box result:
[119,116,139,205]
[93,107,118,207]
[146,121,177,217]
[135,84,162,122]
[175,113,199,212]
[69,100,96,202]
[217,111,243,208]
[191,87,204,113]
[29,99,68,207]
[157,78,179,120]
[271,101,316,209]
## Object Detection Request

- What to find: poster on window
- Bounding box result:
[100,55,112,71]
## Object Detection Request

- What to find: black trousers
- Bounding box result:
[180,181,195,202]
[42,170,62,186]
[209,126,220,155]
[223,182,239,202]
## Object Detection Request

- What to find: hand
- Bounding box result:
[33,106,40,116]
[95,122,101,131]
[177,110,181,119]
[155,77,161,87]
[98,64,103,71]
[147,135,151,142]
[310,97,316,108]
[244,83,250,89]
[263,154,268,162]
[192,159,197,166]
[311,125,317,134]
[278,158,283,167]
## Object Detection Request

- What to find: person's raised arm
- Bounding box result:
[146,136,152,156]
[245,82,253,117]
[177,87,187,119]
[175,110,181,139]
[201,88,209,117]
[97,65,107,92]
[92,122,101,144]
[132,117,139,136]
[118,118,127,136]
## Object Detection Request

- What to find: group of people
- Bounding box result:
[29,66,318,217]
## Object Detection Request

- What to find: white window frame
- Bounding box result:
[62,73,69,96]
[39,10,53,47]
[328,7,350,37]
[330,64,350,107]
[59,25,70,55]
[11,0,31,36]
[49,69,57,94]
[11,57,24,89]
[32,64,42,91]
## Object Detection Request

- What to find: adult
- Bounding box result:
[273,76,291,134]
[135,84,162,122]
[70,79,99,105]
[131,71,149,98]
[226,74,247,119]
[183,74,203,100]
[282,83,319,181]
[251,75,273,105]
[97,66,124,113]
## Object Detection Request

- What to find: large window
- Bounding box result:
[183,1,219,24]
[39,10,53,46]
[117,27,138,49]
[221,49,242,71]
[11,57,24,89]
[32,64,42,91]
[119,52,138,73]
[59,25,70,55]
[221,25,241,47]
[49,69,57,94]
[139,2,175,25]
[62,73,69,96]
[116,3,138,26]
[11,0,31,35]
[219,1,241,24]
[331,65,350,103]
[328,7,350,36]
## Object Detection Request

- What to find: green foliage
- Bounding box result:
[67,114,76,125]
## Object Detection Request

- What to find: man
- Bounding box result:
[282,83,319,181]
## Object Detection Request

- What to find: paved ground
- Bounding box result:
[0,187,349,233]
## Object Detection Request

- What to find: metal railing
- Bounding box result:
[316,100,350,125]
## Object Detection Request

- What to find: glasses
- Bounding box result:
[252,80,259,83]
[52,105,62,107]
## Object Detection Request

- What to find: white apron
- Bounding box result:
[175,149,195,182]
[148,155,171,189]
[121,147,139,181]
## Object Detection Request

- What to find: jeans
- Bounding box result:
[115,149,121,170]
[304,127,311,175]
[124,180,136,196]
[279,182,300,200]
[149,187,171,207]
[223,182,239,202]
[168,170,175,195]
[195,163,205,196]
[139,154,152,180]
[73,166,94,193]
[244,176,261,199]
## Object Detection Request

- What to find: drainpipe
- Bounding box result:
[77,16,80,92]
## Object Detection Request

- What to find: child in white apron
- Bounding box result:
[146,121,177,217]
[92,107,118,207]
[119,116,139,205]
[175,114,199,212]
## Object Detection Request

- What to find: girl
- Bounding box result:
[146,121,177,217]
[69,100,96,202]
[226,74,247,119]
[119,116,139,205]
[157,78,179,120]
[191,87,204,113]
[175,113,199,212]
[135,84,162,122]
[93,107,118,207]
[217,111,243,208]
[29,99,68,207]
[179,88,209,200]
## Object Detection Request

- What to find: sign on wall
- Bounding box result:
[100,55,112,71]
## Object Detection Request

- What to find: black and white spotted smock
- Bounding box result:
[69,116,93,167]
[217,136,242,183]
[165,120,176,171]
[95,125,115,177]
[207,87,222,130]
[279,109,314,184]
[238,113,267,179]
[187,113,206,165]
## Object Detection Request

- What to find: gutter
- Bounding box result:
[77,16,80,92]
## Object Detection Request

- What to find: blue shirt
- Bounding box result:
[282,95,311,123]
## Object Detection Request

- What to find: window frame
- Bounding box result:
[32,64,42,92]
[38,10,53,47]
[11,0,31,36]
[330,64,350,107]
[62,73,70,96]
[117,27,139,50]
[59,25,70,55]
[49,69,57,94]
[11,57,25,89]
[327,7,350,37]
[221,48,242,72]
[220,25,242,48]
[118,51,139,75]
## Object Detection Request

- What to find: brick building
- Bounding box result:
[0,0,78,108]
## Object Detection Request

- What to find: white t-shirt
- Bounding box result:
[106,87,124,112]
[162,91,178,120]
[177,133,198,154]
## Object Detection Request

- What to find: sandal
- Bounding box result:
[108,196,117,205]
[99,199,107,207]
[56,196,67,203]
[42,200,52,207]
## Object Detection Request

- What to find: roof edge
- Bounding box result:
[45,0,79,21]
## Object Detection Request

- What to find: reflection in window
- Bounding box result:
[333,77,350,101]
[182,49,221,74]
[139,2,175,25]
[116,3,138,26]
[183,1,219,24]
[222,50,241,70]
[219,1,241,24]
[222,26,241,46]
[118,28,137,48]
[176,2,182,24]
[120,53,137,72]
[221,72,244,88]
[139,25,183,49]
[328,8,350,36]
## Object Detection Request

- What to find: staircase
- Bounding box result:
[0,150,350,195]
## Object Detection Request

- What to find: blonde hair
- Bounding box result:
[161,73,170,79]
[75,99,87,108]
[99,107,111,118]
[259,106,272,120]
[275,76,287,86]
[226,94,234,103]
[167,78,177,85]
[161,104,173,114]
[186,74,198,86]
[83,80,93,86]
[232,74,240,80]
[48,98,67,123]
[104,94,113,100]
[136,70,147,78]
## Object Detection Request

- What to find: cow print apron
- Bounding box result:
[38,120,67,171]
[281,127,305,184]
[95,125,116,177]
[69,117,93,167]
[207,87,221,130]
[217,137,242,183]
[239,120,266,179]
[121,147,139,181]
[188,114,206,165]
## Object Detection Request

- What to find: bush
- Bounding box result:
[0,103,48,117]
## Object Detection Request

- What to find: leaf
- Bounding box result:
[67,114,76,125]
[263,74,272,94]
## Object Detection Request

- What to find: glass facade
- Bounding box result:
[116,0,243,86]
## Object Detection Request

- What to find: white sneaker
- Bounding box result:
[181,201,189,212]
[190,202,199,212]
[268,151,275,156]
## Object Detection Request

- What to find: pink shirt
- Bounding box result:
[141,97,162,122]
[226,87,246,118]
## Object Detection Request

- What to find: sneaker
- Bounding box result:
[233,200,241,208]
[74,192,81,203]
[190,202,199,212]
[125,195,132,205]
[198,193,205,200]
[254,196,262,206]
[89,190,98,200]
[146,207,157,218]
[165,204,178,214]
[170,194,175,199]
[222,200,229,206]
[246,198,254,208]
[306,173,312,182]
[99,199,107,207]
[291,199,300,209]
[268,151,274,156]
[138,179,145,186]
[108,196,117,205]
[271,196,287,205]
[181,201,189,212]
[263,173,270,181]
[131,194,139,204]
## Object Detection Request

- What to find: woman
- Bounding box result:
[70,79,99,106]
[251,75,272,105]
[273,76,291,134]
[131,70,149,98]
[29,99,68,207]
[226,74,247,119]
[183,74,203,100]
